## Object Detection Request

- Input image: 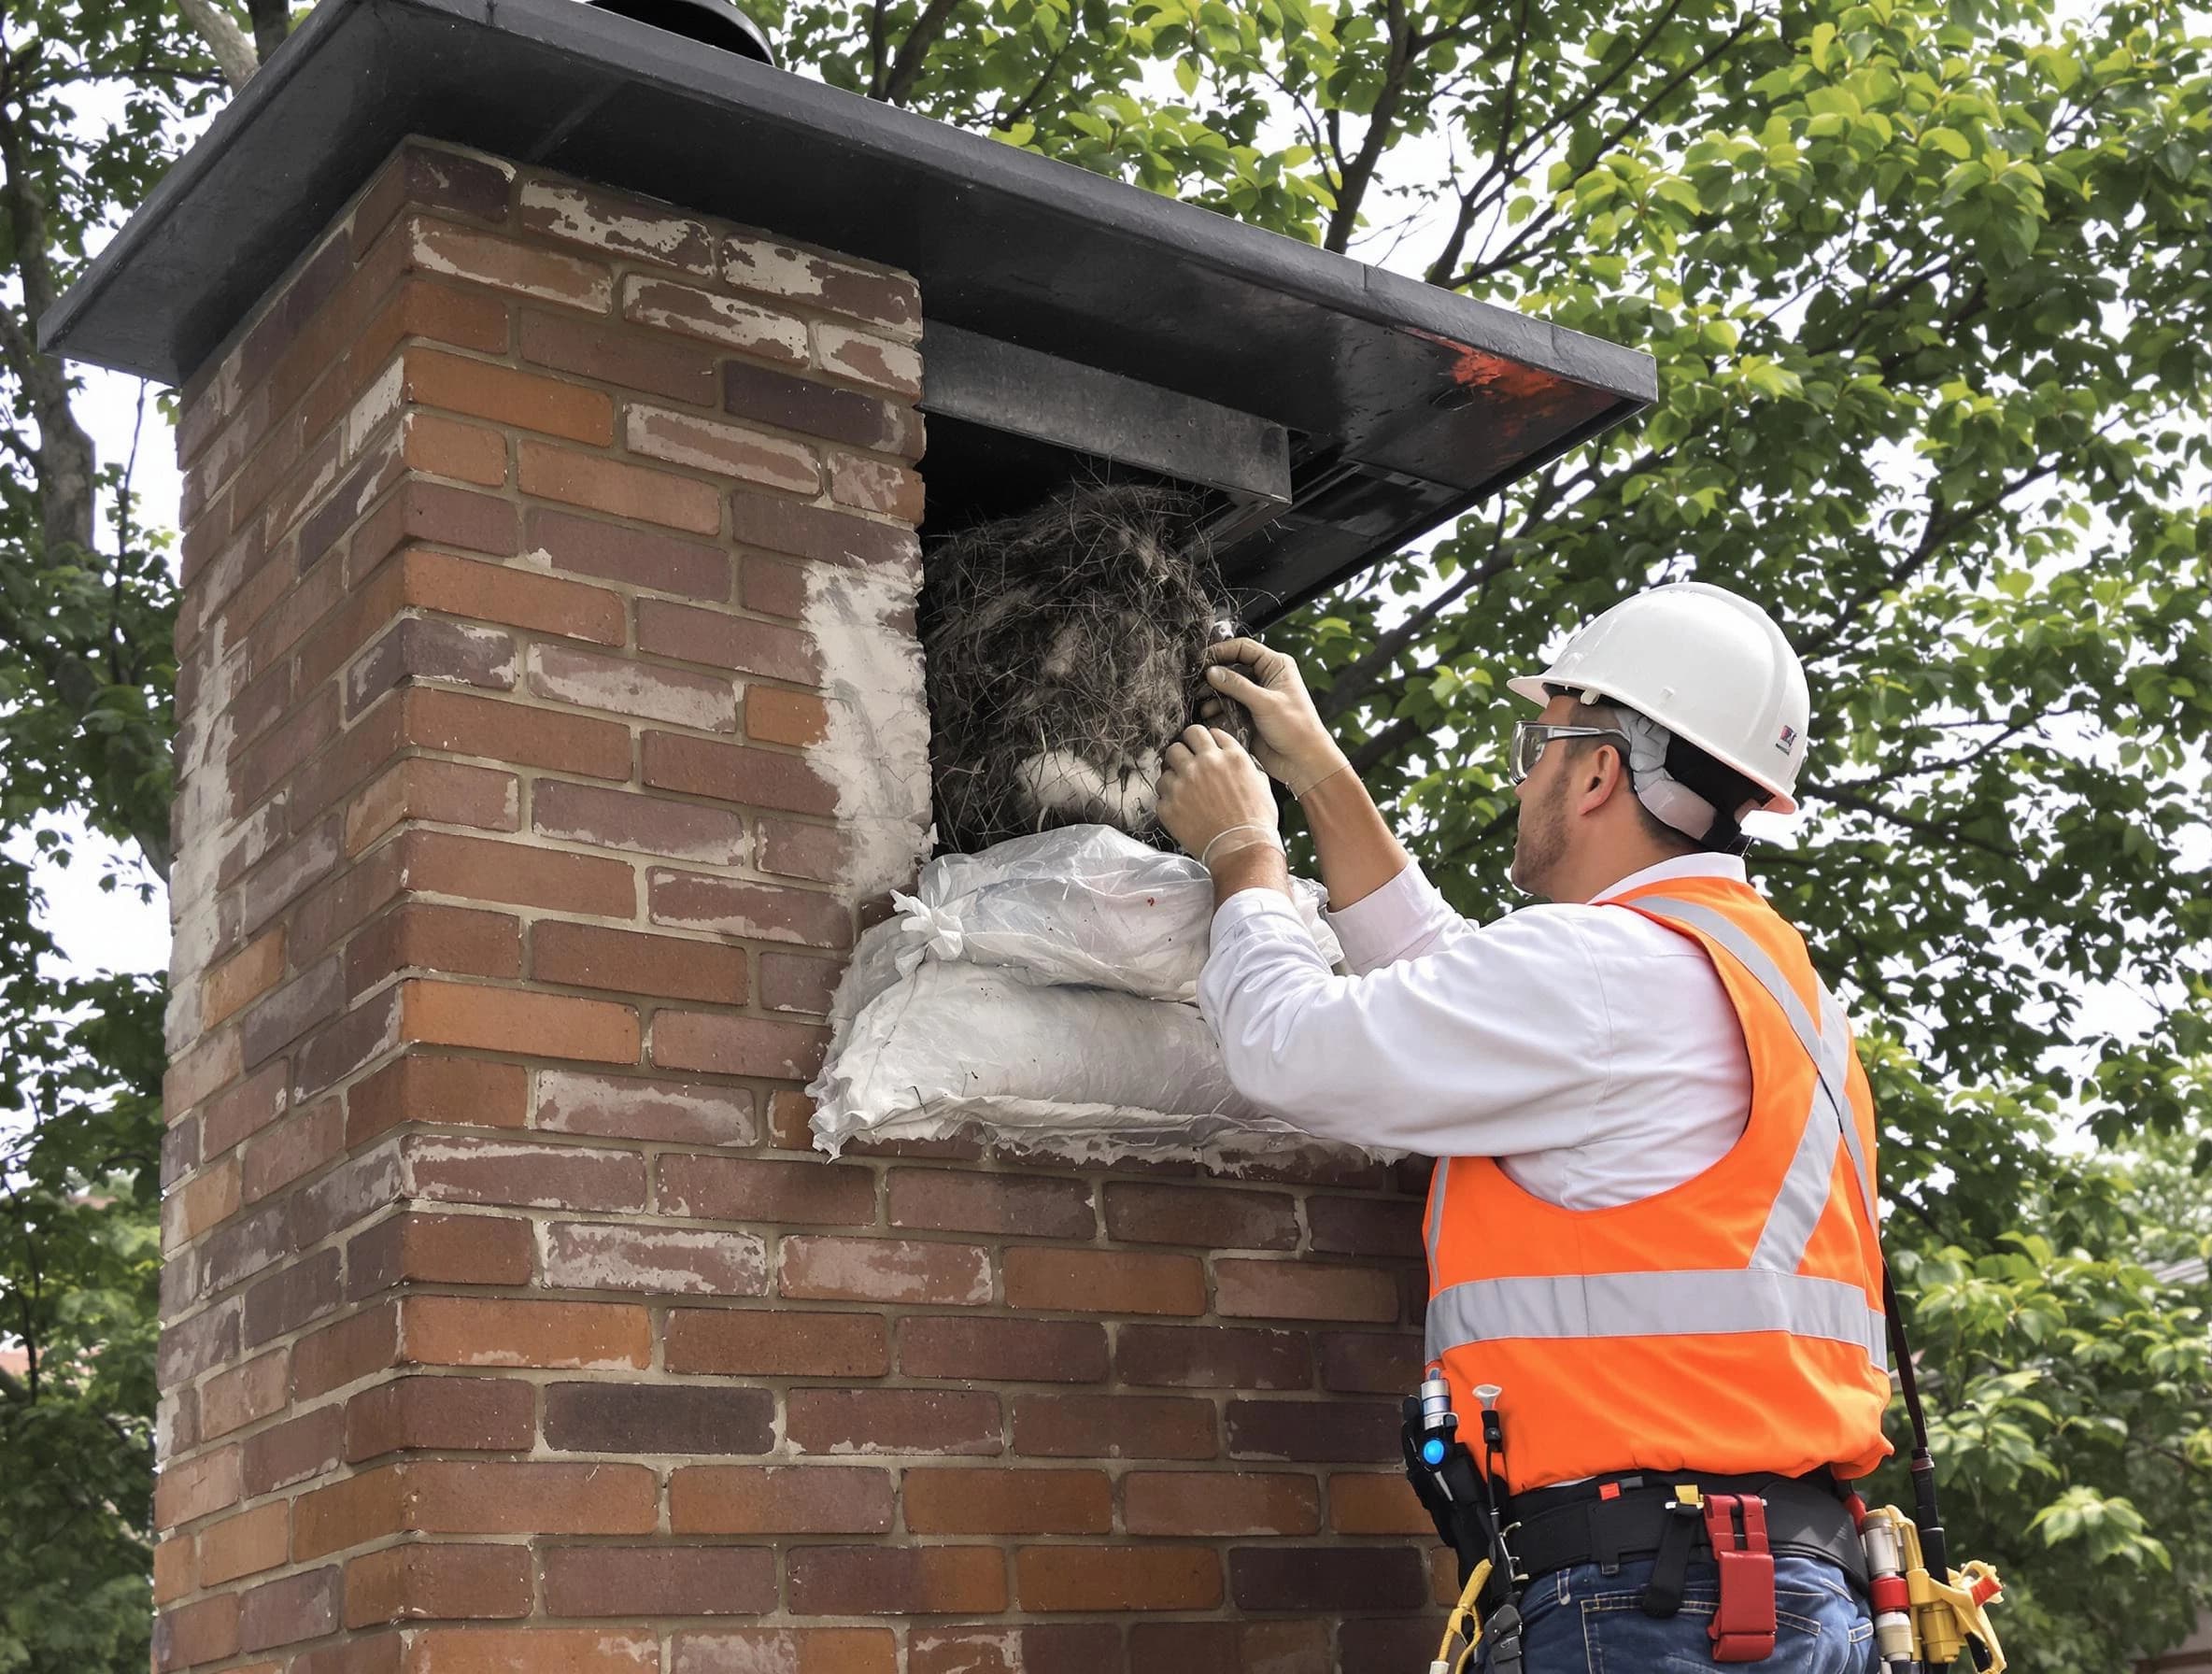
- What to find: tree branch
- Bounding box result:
[876,0,965,106]
[175,0,259,89]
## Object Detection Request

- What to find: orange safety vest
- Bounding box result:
[1423,873,1893,1495]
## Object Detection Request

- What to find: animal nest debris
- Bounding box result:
[920,482,1252,854]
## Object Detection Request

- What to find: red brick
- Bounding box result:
[345,1543,532,1627]
[759,951,840,1014]
[152,1536,196,1607]
[293,990,404,1099]
[740,553,809,618]
[727,489,917,572]
[648,872,849,954]
[347,614,518,713]
[787,1388,1001,1456]
[346,1376,536,1462]
[652,1010,829,1080]
[234,687,340,813]
[518,177,714,270]
[907,1627,1118,1674]
[641,733,839,820]
[787,1546,1007,1617]
[403,347,613,443]
[204,929,287,1028]
[292,1302,402,1399]
[664,1309,887,1378]
[744,686,832,748]
[390,548,625,645]
[518,439,721,533]
[755,817,846,884]
[197,1501,291,1584]
[347,901,525,997]
[154,1593,241,1671]
[1306,1193,1425,1257]
[1212,1259,1400,1322]
[236,956,344,1070]
[1125,1471,1322,1536]
[1002,1247,1205,1316]
[722,358,924,461]
[1117,1323,1313,1390]
[668,1465,894,1535]
[399,830,636,920]
[673,1630,895,1674]
[352,148,515,256]
[241,1098,346,1203]
[1226,1398,1400,1464]
[398,980,641,1065]
[344,480,519,574]
[1011,1394,1216,1462]
[1104,1181,1298,1250]
[636,599,820,682]
[904,1468,1111,1536]
[542,1380,774,1453]
[534,1070,756,1145]
[720,235,918,333]
[243,1247,344,1343]
[660,1152,878,1234]
[623,275,806,363]
[244,1402,347,1495]
[542,1545,775,1617]
[158,1297,241,1389]
[1227,1547,1428,1612]
[404,1627,658,1674]
[406,215,612,312]
[347,1055,530,1146]
[529,641,739,730]
[1015,1546,1220,1612]
[519,312,717,409]
[766,1087,816,1149]
[402,1295,650,1369]
[779,1235,990,1306]
[535,925,745,1008]
[826,452,923,521]
[403,410,509,487]
[899,1316,1107,1384]
[1317,1330,1423,1395]
[531,780,748,864]
[407,1459,662,1536]
[154,1442,243,1528]
[815,321,922,401]
[401,687,631,779]
[347,1210,537,1298]
[887,1170,1094,1238]
[626,403,819,495]
[542,1220,767,1296]
[164,1156,242,1248]
[200,1350,290,1440]
[238,1563,341,1653]
[1329,1470,1433,1534]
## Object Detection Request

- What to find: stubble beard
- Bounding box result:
[1509,773,1567,899]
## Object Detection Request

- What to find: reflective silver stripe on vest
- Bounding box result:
[1425,1159,1450,1275]
[1821,987,1879,1231]
[1426,1270,1889,1368]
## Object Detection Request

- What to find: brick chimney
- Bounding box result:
[150,138,1440,1674]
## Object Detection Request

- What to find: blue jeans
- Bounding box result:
[1481,1554,1878,1673]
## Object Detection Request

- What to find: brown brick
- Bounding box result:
[648,874,849,958]
[815,321,922,401]
[158,1297,241,1390]
[344,479,519,574]
[390,548,625,645]
[543,1381,774,1454]
[755,817,846,884]
[402,1295,650,1369]
[519,312,717,408]
[347,615,518,713]
[759,951,840,1015]
[164,1156,242,1248]
[200,1350,290,1440]
[154,1593,241,1672]
[347,1210,536,1298]
[1016,1546,1220,1612]
[407,216,612,312]
[669,1464,895,1535]
[659,1152,874,1223]
[882,1171,1092,1240]
[626,404,820,495]
[352,147,515,256]
[237,956,344,1070]
[1104,1181,1298,1250]
[1125,1471,1322,1537]
[1228,1547,1428,1612]
[904,1468,1111,1536]
[532,779,748,864]
[1306,1194,1425,1258]
[641,733,840,820]
[664,1309,887,1378]
[722,358,923,461]
[727,489,917,572]
[533,925,744,1009]
[202,1059,291,1156]
[347,901,525,997]
[530,642,738,731]
[1317,1330,1423,1395]
[779,1235,990,1306]
[673,1630,895,1674]
[346,1376,536,1463]
[623,275,807,363]
[518,439,721,534]
[403,347,613,443]
[238,1563,341,1653]
[152,1536,196,1607]
[542,1545,775,1617]
[404,1627,658,1674]
[345,1543,532,1627]
[154,1442,242,1529]
[400,1131,648,1212]
[402,830,636,916]
[243,1247,344,1344]
[826,452,923,522]
[1329,1470,1432,1534]
[542,1220,767,1296]
[292,990,404,1099]
[907,1626,1118,1674]
[401,687,631,779]
[234,688,340,813]
[1011,1395,1215,1462]
[652,1009,829,1080]
[347,1055,530,1146]
[787,1547,1007,1617]
[407,1459,661,1536]
[1003,1248,1205,1316]
[766,1087,816,1148]
[1227,1398,1400,1464]
[739,554,808,619]
[398,980,640,1065]
[787,1388,1001,1457]
[518,177,714,270]
[403,410,509,487]
[204,929,287,1028]
[197,1501,291,1584]
[241,1098,346,1203]
[744,686,831,747]
[535,1069,756,1145]
[292,1303,402,1399]
[233,822,339,939]
[636,598,820,682]
[720,235,919,333]
[899,1316,1107,1384]
[1213,1259,1400,1323]
[244,1402,347,1495]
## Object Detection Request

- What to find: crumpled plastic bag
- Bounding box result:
[806,824,1378,1161]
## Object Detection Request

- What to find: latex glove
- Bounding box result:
[1156,725,1282,869]
[1201,638,1351,797]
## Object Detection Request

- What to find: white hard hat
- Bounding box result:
[1507,581,1810,815]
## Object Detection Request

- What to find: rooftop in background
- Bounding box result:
[39,0,1655,620]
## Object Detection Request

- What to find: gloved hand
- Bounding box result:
[1156,725,1283,872]
[1202,639,1352,798]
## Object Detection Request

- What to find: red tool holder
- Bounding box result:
[1702,1494,1778,1662]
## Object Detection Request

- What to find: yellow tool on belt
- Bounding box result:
[1850,1497,2006,1672]
[1429,1557,1495,1674]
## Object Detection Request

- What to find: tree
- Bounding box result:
[2,0,2206,1667]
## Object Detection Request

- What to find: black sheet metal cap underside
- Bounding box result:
[40,0,1655,619]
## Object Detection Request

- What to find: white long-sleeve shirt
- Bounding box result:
[1197,854,1755,1209]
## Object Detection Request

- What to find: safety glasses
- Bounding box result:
[1509,721,1631,785]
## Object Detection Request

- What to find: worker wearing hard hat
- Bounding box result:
[1157,582,1890,1672]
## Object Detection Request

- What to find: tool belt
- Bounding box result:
[1508,1470,1868,1596]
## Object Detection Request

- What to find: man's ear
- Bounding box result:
[1574,745,1629,816]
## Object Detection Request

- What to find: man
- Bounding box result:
[1156,582,1890,1672]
